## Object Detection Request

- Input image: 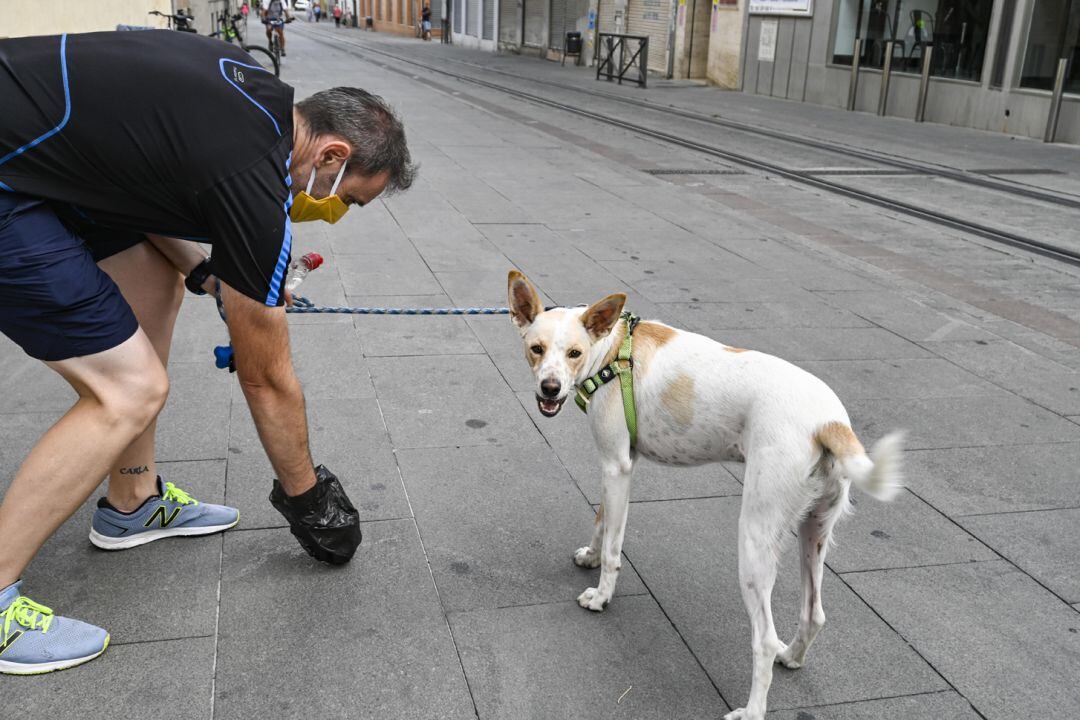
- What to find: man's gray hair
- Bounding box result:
[296,87,416,193]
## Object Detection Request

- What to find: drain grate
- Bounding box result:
[643,168,747,175]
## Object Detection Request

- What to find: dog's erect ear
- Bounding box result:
[508,270,543,329]
[581,293,626,340]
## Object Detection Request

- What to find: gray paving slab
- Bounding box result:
[660,300,873,331]
[155,361,232,462]
[814,291,996,343]
[348,294,486,357]
[225,398,408,527]
[450,596,729,719]
[795,358,1004,401]
[20,459,225,644]
[516,391,744,503]
[464,315,536,393]
[622,497,947,710]
[159,294,223,364]
[844,561,1080,720]
[958,508,1080,603]
[435,267,537,307]
[847,395,1080,451]
[922,338,1080,415]
[289,322,375,400]
[904,443,1080,516]
[335,251,445,296]
[0,410,60,474]
[325,198,410,255]
[396,443,645,611]
[213,522,475,720]
[0,340,75,413]
[764,691,981,720]
[717,327,936,362]
[828,490,996,573]
[2,637,214,719]
[368,354,543,449]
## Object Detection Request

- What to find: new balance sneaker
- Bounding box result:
[89,477,239,550]
[0,581,109,675]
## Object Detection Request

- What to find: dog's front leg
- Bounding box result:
[578,458,631,612]
[573,501,603,568]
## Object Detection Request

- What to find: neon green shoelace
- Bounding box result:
[2,596,54,636]
[162,482,199,506]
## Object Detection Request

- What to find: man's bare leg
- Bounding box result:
[0,330,168,588]
[97,241,185,512]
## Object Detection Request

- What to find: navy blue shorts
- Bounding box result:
[0,192,138,362]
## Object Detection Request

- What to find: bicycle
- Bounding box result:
[149,9,197,32]
[211,12,281,78]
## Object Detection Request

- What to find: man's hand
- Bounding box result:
[221,282,317,496]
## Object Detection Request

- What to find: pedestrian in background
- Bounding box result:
[333,2,342,27]
[314,0,322,21]
[421,4,431,40]
[241,1,249,18]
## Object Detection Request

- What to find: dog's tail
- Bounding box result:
[817,423,905,502]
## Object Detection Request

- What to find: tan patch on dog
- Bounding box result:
[629,322,677,376]
[595,503,604,526]
[724,346,749,353]
[661,373,696,426]
[816,421,865,458]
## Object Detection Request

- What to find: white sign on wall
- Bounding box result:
[749,0,813,16]
[758,19,778,61]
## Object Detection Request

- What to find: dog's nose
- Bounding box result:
[540,379,561,398]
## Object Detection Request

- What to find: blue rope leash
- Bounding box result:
[285,296,511,315]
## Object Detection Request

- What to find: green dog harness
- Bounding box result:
[574,312,639,448]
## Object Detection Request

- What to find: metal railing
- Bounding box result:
[596,33,649,88]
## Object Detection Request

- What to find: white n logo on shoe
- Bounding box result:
[144,506,182,529]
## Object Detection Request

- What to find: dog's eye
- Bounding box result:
[530,345,544,355]
[568,349,582,359]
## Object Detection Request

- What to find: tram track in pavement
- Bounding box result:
[293,25,1080,268]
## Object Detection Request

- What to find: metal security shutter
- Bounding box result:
[549,0,565,49]
[468,0,479,35]
[454,0,462,32]
[523,0,544,47]
[483,0,494,39]
[499,0,517,43]
[549,0,588,50]
[626,0,670,73]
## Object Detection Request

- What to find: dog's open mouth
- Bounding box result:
[536,395,567,417]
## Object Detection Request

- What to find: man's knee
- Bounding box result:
[95,360,169,430]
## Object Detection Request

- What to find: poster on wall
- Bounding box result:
[749,0,812,16]
[758,19,778,61]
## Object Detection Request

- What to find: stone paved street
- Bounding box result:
[2,19,1080,720]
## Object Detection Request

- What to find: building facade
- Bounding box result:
[0,0,173,37]
[738,0,1079,143]
[357,0,444,37]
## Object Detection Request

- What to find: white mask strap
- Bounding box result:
[329,160,348,195]
[305,166,317,194]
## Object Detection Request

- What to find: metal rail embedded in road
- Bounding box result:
[296,27,1080,268]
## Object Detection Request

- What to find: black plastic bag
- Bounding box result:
[269,465,362,565]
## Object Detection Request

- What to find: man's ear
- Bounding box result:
[581,293,626,340]
[317,138,351,166]
[508,270,543,329]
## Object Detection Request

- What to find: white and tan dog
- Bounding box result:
[507,270,904,720]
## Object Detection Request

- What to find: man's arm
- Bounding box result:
[221,282,317,496]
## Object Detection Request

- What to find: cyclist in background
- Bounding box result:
[263,0,288,56]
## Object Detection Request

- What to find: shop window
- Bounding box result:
[1020,1,1080,92]
[832,0,993,81]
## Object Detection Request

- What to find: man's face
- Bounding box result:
[303,161,391,209]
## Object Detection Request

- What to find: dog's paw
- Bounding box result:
[724,708,762,720]
[577,587,610,612]
[775,642,804,670]
[573,546,601,568]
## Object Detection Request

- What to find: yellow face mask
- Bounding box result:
[289,161,350,224]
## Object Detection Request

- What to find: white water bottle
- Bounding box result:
[284,252,324,293]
